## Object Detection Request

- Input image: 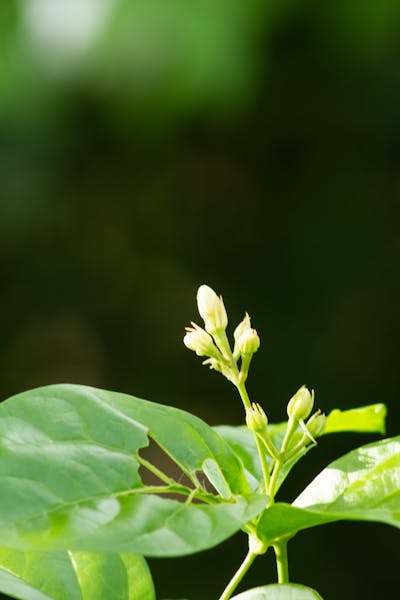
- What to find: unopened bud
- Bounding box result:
[306,410,326,439]
[246,402,268,433]
[287,386,314,421]
[233,313,251,345]
[183,323,220,358]
[238,328,260,356]
[197,285,228,334]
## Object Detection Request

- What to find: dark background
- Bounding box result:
[1,0,400,598]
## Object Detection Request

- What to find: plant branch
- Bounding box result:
[273,540,289,584]
[218,548,257,600]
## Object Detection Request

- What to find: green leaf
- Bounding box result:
[324,404,386,435]
[0,549,155,600]
[231,583,323,599]
[0,384,266,556]
[258,436,400,544]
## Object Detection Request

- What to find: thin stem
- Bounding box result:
[268,459,281,505]
[268,418,298,505]
[273,541,289,584]
[237,380,272,493]
[280,417,298,455]
[258,432,280,460]
[218,549,257,600]
[137,455,198,489]
[254,435,270,492]
[214,330,237,366]
[236,380,252,412]
[137,456,175,485]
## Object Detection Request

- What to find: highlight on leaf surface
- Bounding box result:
[257,436,400,544]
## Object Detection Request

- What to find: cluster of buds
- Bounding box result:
[183,284,260,385]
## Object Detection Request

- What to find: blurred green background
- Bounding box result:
[1,0,400,598]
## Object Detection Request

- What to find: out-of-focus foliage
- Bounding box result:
[1,1,400,599]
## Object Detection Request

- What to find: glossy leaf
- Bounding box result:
[0,549,155,600]
[324,404,386,435]
[258,436,400,543]
[0,384,266,556]
[231,583,323,599]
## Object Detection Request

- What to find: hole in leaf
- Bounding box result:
[195,470,218,495]
[138,438,198,502]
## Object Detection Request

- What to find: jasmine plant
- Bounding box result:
[0,285,398,600]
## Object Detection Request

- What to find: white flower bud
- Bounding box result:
[238,328,260,356]
[183,323,219,358]
[234,313,251,343]
[287,386,314,421]
[196,285,228,334]
[233,313,251,357]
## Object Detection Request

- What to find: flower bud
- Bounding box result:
[197,285,228,334]
[183,323,219,358]
[306,410,326,439]
[246,402,268,433]
[238,328,260,356]
[287,386,314,421]
[234,313,251,346]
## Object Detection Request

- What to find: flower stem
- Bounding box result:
[218,549,257,600]
[236,379,251,411]
[268,417,298,506]
[268,459,281,505]
[273,540,289,583]
[236,380,271,493]
[254,435,270,491]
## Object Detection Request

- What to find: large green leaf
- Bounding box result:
[0,384,266,556]
[231,584,323,599]
[0,549,155,600]
[214,404,387,491]
[258,436,400,543]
